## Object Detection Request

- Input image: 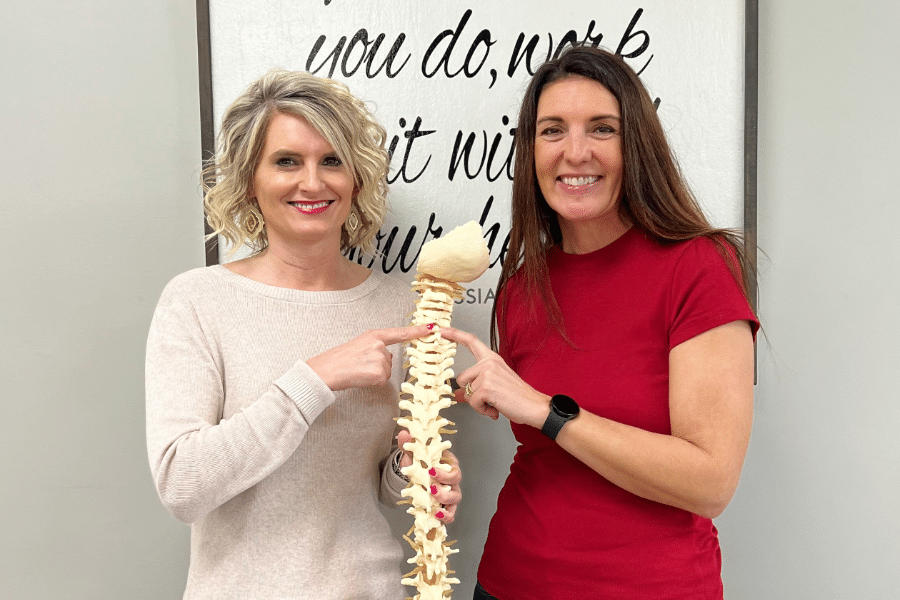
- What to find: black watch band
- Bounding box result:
[540,394,580,440]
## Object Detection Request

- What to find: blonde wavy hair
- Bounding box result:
[203,69,390,256]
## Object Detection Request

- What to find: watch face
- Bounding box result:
[553,394,579,418]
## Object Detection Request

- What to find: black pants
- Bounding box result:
[473,581,500,600]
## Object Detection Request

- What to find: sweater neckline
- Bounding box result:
[209,264,383,304]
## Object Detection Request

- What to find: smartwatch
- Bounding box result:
[391,448,410,482]
[540,394,580,440]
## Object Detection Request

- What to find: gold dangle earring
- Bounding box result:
[346,208,360,233]
[244,201,265,237]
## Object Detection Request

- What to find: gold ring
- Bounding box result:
[464,383,474,396]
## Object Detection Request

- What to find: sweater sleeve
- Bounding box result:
[145,294,336,523]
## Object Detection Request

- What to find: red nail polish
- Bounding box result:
[436,511,445,519]
[429,468,437,476]
[426,323,435,330]
[430,485,438,495]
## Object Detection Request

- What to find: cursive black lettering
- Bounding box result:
[375,213,444,273]
[478,196,510,268]
[422,10,495,79]
[346,197,510,272]
[615,8,653,75]
[387,117,435,184]
[308,30,410,78]
[552,20,605,58]
[448,116,516,183]
[307,34,346,77]
[507,33,546,78]
[485,116,517,183]
[448,131,487,181]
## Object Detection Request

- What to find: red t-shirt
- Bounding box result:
[478,228,759,600]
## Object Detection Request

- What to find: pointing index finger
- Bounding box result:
[435,327,492,360]
[376,325,434,346]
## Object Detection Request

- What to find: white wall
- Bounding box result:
[1,1,897,599]
[717,2,900,598]
[0,1,197,596]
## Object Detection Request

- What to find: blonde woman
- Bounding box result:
[146,70,460,600]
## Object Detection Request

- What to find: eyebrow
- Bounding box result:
[269,149,299,157]
[536,114,621,125]
[269,147,340,158]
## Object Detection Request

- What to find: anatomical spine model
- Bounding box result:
[399,221,489,600]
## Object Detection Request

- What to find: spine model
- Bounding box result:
[397,221,490,600]
[398,276,463,599]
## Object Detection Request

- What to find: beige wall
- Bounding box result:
[1,1,897,598]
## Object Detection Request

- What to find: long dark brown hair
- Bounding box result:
[491,45,754,349]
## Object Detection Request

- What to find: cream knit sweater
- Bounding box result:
[146,265,414,600]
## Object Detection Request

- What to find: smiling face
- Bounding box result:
[534,75,628,253]
[250,111,355,252]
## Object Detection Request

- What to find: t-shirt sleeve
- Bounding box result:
[667,238,759,350]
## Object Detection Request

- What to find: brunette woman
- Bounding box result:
[442,45,758,600]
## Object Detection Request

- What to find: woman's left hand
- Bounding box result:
[397,430,462,524]
[437,327,551,429]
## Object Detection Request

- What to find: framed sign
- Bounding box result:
[197,0,757,315]
[194,0,758,588]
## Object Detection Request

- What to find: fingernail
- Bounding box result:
[430,485,438,495]
[428,468,437,476]
[436,511,445,519]
[426,323,435,330]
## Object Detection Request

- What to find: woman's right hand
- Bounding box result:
[307,324,433,391]
[438,327,551,429]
